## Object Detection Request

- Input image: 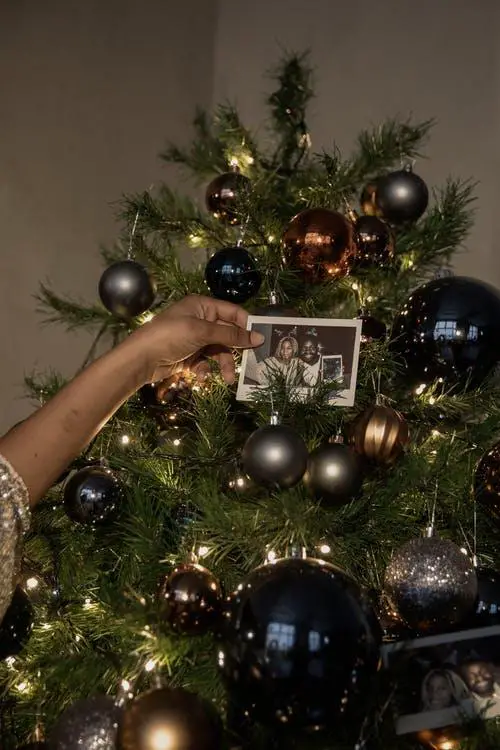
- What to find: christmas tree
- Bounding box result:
[4,52,500,750]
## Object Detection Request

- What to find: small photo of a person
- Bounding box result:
[459,660,500,712]
[244,333,302,386]
[298,331,322,386]
[421,669,471,712]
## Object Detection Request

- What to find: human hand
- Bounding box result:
[128,295,264,385]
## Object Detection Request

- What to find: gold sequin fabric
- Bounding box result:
[0,454,30,622]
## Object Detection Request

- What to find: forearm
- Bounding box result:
[0,336,148,506]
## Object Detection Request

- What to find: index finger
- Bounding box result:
[197,296,249,330]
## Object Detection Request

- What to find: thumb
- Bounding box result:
[204,321,265,350]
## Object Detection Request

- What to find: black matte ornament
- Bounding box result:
[359,314,387,344]
[219,557,381,733]
[158,563,222,635]
[117,686,223,750]
[242,424,308,488]
[0,586,33,659]
[391,276,500,389]
[63,466,123,526]
[375,166,429,224]
[205,246,262,303]
[304,442,363,505]
[98,260,156,319]
[351,215,392,269]
[205,171,250,225]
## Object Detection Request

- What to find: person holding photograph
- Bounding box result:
[244,334,302,386]
[421,669,471,711]
[298,331,322,386]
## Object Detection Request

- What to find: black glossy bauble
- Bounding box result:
[359,314,387,344]
[205,171,250,225]
[205,246,262,304]
[98,260,156,319]
[351,215,392,269]
[391,276,500,389]
[242,424,308,488]
[0,586,33,659]
[117,686,223,750]
[219,557,381,732]
[158,563,222,635]
[375,166,429,224]
[304,443,363,505]
[462,568,500,627]
[63,466,124,526]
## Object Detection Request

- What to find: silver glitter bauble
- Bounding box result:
[49,695,121,750]
[384,536,478,632]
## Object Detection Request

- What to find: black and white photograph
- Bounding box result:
[382,625,500,735]
[236,315,362,406]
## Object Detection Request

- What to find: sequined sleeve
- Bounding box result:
[0,454,30,622]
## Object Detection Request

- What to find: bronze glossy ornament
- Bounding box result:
[282,208,353,283]
[158,563,222,635]
[359,181,381,217]
[205,170,250,225]
[117,686,222,750]
[350,404,409,464]
[350,215,393,270]
[475,441,500,526]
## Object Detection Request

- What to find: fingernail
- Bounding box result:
[250,331,265,346]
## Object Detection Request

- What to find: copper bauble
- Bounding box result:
[350,404,409,464]
[205,171,250,225]
[359,181,381,217]
[475,441,500,525]
[282,208,353,283]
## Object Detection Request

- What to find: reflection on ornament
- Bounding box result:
[282,208,353,283]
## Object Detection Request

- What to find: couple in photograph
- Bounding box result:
[245,331,322,387]
[421,660,500,717]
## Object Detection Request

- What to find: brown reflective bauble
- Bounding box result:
[158,563,222,635]
[350,404,409,464]
[351,215,393,270]
[475,442,500,525]
[359,181,381,217]
[282,208,353,283]
[117,687,223,750]
[205,171,250,225]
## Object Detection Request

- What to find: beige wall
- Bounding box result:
[1,0,498,431]
[0,0,216,431]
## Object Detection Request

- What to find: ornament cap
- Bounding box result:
[424,525,436,538]
[269,412,280,426]
[403,163,413,173]
[329,433,344,445]
[288,544,307,559]
[345,206,359,223]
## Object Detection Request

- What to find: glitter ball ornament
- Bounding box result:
[205,246,262,303]
[205,170,250,225]
[303,441,363,505]
[384,535,478,632]
[349,404,409,464]
[63,466,124,526]
[350,215,393,270]
[158,563,222,635]
[474,441,500,526]
[218,557,381,732]
[375,165,429,224]
[282,208,353,283]
[117,686,222,750]
[242,422,308,488]
[0,586,33,660]
[391,276,500,389]
[49,695,122,750]
[98,260,156,319]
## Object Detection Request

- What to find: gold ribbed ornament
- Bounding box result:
[349,404,409,464]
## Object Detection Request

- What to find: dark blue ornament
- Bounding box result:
[391,276,500,389]
[63,466,123,526]
[205,246,261,304]
[219,557,380,733]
